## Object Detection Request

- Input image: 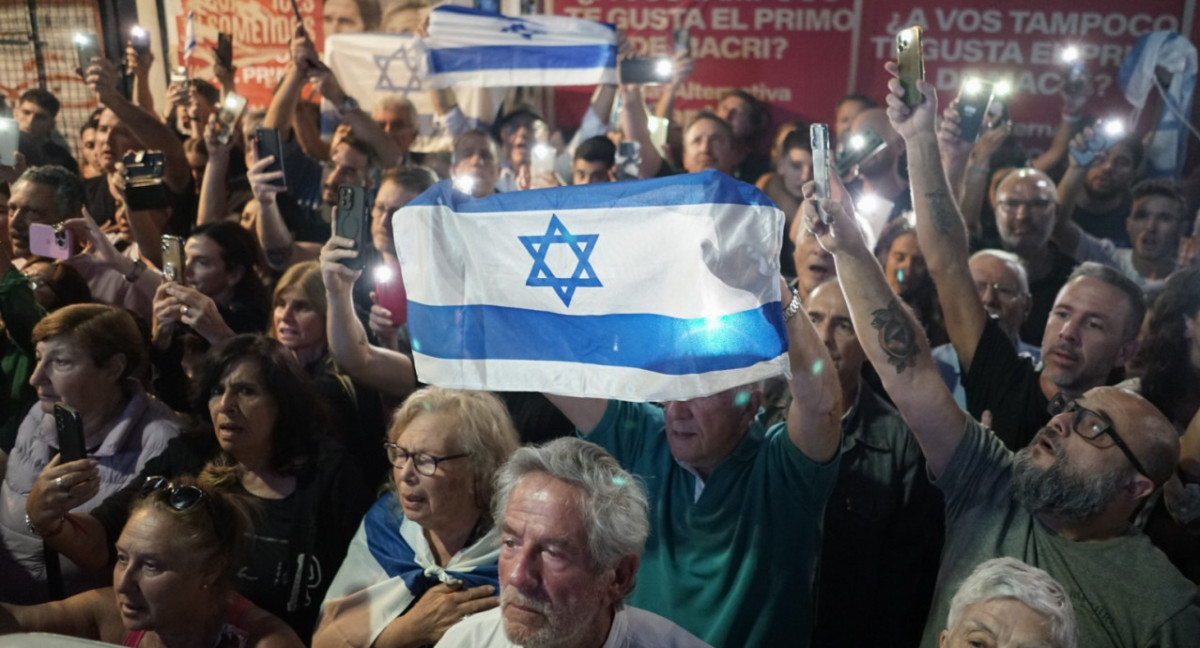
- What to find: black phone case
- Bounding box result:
[216,33,233,68]
[620,58,672,85]
[55,404,86,462]
[956,90,991,143]
[256,127,287,188]
[337,185,368,270]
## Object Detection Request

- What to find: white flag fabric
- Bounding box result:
[424,5,617,89]
[183,11,195,63]
[393,170,790,402]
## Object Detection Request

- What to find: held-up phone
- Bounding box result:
[73,33,101,76]
[895,26,924,108]
[674,28,690,56]
[336,185,368,270]
[123,151,170,211]
[1061,46,1086,95]
[834,126,887,177]
[216,32,234,69]
[29,223,73,260]
[374,262,408,325]
[169,66,188,83]
[531,143,555,177]
[255,127,287,188]
[216,92,248,145]
[615,140,641,181]
[54,403,86,463]
[810,124,832,223]
[161,235,185,282]
[130,25,150,55]
[620,57,674,85]
[955,78,996,143]
[0,118,18,166]
[1070,119,1125,167]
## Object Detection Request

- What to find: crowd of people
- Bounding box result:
[0,2,1199,647]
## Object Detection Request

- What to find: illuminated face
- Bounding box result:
[662,386,758,478]
[207,358,278,465]
[16,101,54,140]
[571,158,612,185]
[272,287,325,356]
[500,115,544,168]
[31,334,122,418]
[323,0,365,34]
[940,598,1058,648]
[683,118,734,175]
[1085,142,1136,201]
[883,232,927,297]
[322,143,371,206]
[114,508,214,633]
[391,411,478,533]
[994,172,1057,256]
[7,179,63,257]
[371,180,419,255]
[777,147,813,199]
[806,281,865,390]
[452,133,500,197]
[80,127,102,175]
[1040,277,1137,393]
[1126,195,1184,263]
[969,254,1030,343]
[184,235,243,302]
[835,98,870,140]
[97,108,138,173]
[791,224,835,300]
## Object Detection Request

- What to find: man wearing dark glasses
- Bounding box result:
[807,66,1200,646]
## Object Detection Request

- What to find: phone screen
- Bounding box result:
[55,404,87,462]
[0,118,17,166]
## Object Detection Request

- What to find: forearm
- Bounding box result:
[908,134,970,273]
[254,199,295,270]
[127,209,167,268]
[1032,115,1075,171]
[291,108,330,162]
[42,513,112,573]
[1057,165,1085,218]
[958,156,991,239]
[940,146,970,199]
[264,62,305,141]
[619,87,662,177]
[784,292,842,462]
[102,93,190,192]
[1180,407,1200,481]
[589,84,617,124]
[326,290,416,397]
[344,110,404,167]
[197,154,232,226]
[133,71,156,116]
[654,81,680,119]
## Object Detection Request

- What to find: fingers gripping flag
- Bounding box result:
[393,170,791,402]
[424,5,617,88]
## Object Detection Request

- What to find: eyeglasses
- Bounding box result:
[139,475,207,511]
[997,198,1055,212]
[1046,394,1151,480]
[974,281,1024,302]
[384,443,468,477]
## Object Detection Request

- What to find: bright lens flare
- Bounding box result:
[131,25,146,38]
[73,33,90,46]
[857,193,883,214]
[532,144,553,160]
[1103,120,1125,137]
[963,77,983,96]
[1061,46,1080,63]
[655,59,674,77]
[453,175,477,195]
[373,265,394,283]
[849,134,866,151]
[992,80,1013,97]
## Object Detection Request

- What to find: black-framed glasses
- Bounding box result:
[384,443,468,477]
[1046,394,1151,480]
[139,475,207,511]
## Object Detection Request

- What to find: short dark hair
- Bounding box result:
[452,129,499,165]
[188,222,268,310]
[835,93,877,112]
[19,89,60,118]
[1065,261,1146,339]
[686,110,734,142]
[493,105,544,140]
[79,117,99,138]
[574,136,615,168]
[1131,179,1188,228]
[719,89,769,137]
[382,165,438,195]
[17,165,84,219]
[187,79,220,106]
[353,0,382,30]
[779,129,811,156]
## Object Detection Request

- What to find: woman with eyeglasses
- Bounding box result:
[312,387,520,648]
[0,475,304,647]
[2,304,182,604]
[25,334,372,643]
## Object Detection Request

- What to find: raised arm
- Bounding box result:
[264,23,319,142]
[197,115,237,226]
[805,176,967,478]
[783,278,842,461]
[315,71,405,168]
[884,62,989,372]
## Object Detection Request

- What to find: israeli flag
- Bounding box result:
[393,170,790,402]
[424,5,617,89]
[183,11,195,63]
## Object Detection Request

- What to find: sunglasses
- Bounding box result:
[139,475,207,511]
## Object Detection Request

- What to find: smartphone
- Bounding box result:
[620,57,674,85]
[54,403,86,462]
[673,29,690,56]
[73,33,101,76]
[531,143,555,177]
[1061,46,1086,95]
[216,92,248,145]
[216,32,233,69]
[29,223,73,260]
[0,117,17,166]
[161,234,184,282]
[374,262,408,325]
[336,185,368,270]
[129,25,150,55]
[834,126,887,177]
[169,66,188,83]
[956,78,995,143]
[615,140,641,181]
[895,26,924,108]
[811,124,832,223]
[1071,119,1125,167]
[255,127,287,188]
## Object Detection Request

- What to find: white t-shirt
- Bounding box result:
[435,605,712,648]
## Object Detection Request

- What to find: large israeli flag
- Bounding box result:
[424,5,617,88]
[393,170,790,402]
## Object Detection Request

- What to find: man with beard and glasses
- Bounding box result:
[804,61,1200,648]
[436,438,709,648]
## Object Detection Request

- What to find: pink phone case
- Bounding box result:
[28,223,73,260]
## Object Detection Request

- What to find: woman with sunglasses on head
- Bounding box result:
[0,474,304,647]
[312,387,519,648]
[26,334,372,643]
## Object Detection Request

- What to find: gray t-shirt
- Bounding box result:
[922,417,1200,648]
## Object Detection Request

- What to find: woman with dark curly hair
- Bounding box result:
[27,334,372,643]
[1130,266,1200,428]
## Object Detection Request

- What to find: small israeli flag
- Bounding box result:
[393,171,790,402]
[424,5,617,88]
[183,11,196,63]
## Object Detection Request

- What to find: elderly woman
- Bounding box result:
[940,557,1076,648]
[1,304,182,603]
[27,335,371,642]
[313,387,520,648]
[0,475,303,647]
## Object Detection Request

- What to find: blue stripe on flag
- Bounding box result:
[408,302,787,374]
[429,44,616,74]
[407,169,775,212]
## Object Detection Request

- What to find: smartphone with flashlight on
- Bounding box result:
[74,33,101,77]
[811,123,833,223]
[336,185,368,270]
[833,126,887,177]
[1061,45,1087,95]
[620,57,674,85]
[895,26,925,108]
[955,78,996,143]
[1070,119,1126,167]
[130,25,150,55]
[0,118,18,166]
[531,143,556,178]
[216,92,248,145]
[373,262,408,325]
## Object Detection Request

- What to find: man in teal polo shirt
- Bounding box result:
[546,281,843,647]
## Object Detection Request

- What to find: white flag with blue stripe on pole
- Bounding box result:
[424,5,617,89]
[393,170,790,403]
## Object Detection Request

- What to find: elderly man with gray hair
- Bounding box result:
[940,557,1077,648]
[436,438,710,648]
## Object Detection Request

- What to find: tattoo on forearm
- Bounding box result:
[870,300,920,374]
[924,190,958,236]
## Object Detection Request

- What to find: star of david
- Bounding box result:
[518,215,601,307]
[500,22,545,40]
[374,43,424,95]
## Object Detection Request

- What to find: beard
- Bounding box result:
[1010,433,1127,520]
[501,588,586,648]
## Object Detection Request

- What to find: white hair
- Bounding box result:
[947,557,1076,648]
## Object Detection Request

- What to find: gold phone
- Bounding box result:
[895,26,925,108]
[161,235,184,282]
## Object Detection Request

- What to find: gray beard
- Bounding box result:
[1010,442,1125,520]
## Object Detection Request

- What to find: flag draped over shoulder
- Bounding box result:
[393,170,790,403]
[424,5,617,88]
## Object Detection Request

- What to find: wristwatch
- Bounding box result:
[340,95,360,114]
[782,287,802,323]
